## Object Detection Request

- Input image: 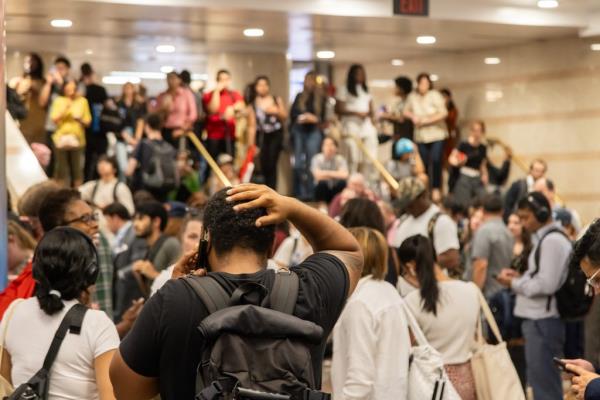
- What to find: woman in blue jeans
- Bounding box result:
[290,71,326,200]
[404,73,448,202]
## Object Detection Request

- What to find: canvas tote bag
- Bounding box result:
[0,299,24,398]
[471,285,525,400]
[401,302,461,400]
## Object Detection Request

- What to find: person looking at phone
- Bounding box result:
[448,120,488,207]
[109,184,363,400]
[560,219,600,400]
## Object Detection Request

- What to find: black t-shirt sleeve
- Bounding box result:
[291,252,349,334]
[457,141,468,153]
[119,289,163,377]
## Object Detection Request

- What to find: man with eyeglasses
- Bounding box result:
[562,220,600,400]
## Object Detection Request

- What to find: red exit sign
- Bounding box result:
[394,0,429,16]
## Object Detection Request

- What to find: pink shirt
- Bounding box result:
[156,87,198,129]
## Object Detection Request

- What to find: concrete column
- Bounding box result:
[0,0,8,290]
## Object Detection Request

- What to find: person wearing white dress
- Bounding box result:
[335,64,378,182]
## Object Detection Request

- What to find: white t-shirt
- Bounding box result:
[1,298,119,400]
[390,204,459,255]
[79,178,135,216]
[405,281,480,364]
[337,85,372,114]
[332,276,410,400]
[272,235,313,268]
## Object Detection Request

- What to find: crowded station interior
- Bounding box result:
[3,0,600,399]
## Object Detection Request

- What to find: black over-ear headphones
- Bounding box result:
[54,227,100,287]
[527,194,551,223]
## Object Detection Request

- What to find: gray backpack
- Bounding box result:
[183,271,330,400]
[142,140,178,191]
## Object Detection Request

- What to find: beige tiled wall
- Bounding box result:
[336,37,600,223]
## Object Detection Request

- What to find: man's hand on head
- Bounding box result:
[226,184,295,227]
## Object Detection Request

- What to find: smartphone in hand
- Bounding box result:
[553,357,579,375]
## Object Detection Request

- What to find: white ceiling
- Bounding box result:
[5,0,598,82]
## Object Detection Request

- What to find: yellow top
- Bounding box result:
[50,96,92,147]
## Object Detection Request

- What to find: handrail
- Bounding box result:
[186,132,232,187]
[486,136,564,205]
[352,136,400,191]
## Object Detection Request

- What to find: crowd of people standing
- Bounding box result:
[3,52,600,400]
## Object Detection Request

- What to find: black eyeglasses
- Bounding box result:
[65,212,99,225]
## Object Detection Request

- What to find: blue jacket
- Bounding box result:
[586,378,600,400]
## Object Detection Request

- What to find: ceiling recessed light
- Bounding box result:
[85,49,94,55]
[102,76,141,85]
[391,59,404,66]
[316,50,335,59]
[243,28,264,38]
[430,74,439,82]
[591,43,600,51]
[416,35,436,45]
[50,19,72,28]
[537,0,558,8]
[484,57,501,65]
[160,65,174,73]
[155,44,176,53]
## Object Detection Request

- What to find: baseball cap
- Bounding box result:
[217,153,234,166]
[393,138,415,158]
[392,177,426,213]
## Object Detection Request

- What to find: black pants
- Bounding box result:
[314,180,347,204]
[84,132,108,182]
[258,130,283,190]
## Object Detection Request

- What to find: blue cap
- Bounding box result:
[393,138,414,158]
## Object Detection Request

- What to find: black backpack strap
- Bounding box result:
[91,180,100,206]
[42,304,87,371]
[269,270,299,315]
[113,181,120,204]
[532,227,569,278]
[183,276,230,315]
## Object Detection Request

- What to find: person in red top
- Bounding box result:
[202,69,244,161]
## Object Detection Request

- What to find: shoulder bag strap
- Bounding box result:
[269,270,299,315]
[42,304,88,371]
[0,299,25,369]
[400,301,429,347]
[473,284,503,344]
[183,276,231,315]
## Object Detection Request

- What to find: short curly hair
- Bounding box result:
[572,219,600,269]
[203,188,275,257]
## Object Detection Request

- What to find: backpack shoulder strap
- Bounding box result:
[91,180,100,205]
[42,304,87,371]
[183,276,231,315]
[112,181,120,204]
[532,227,569,278]
[269,270,299,315]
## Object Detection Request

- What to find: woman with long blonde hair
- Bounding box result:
[331,227,411,400]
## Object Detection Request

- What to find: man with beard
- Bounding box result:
[114,201,181,321]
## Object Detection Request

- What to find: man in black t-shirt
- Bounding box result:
[109,184,363,400]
